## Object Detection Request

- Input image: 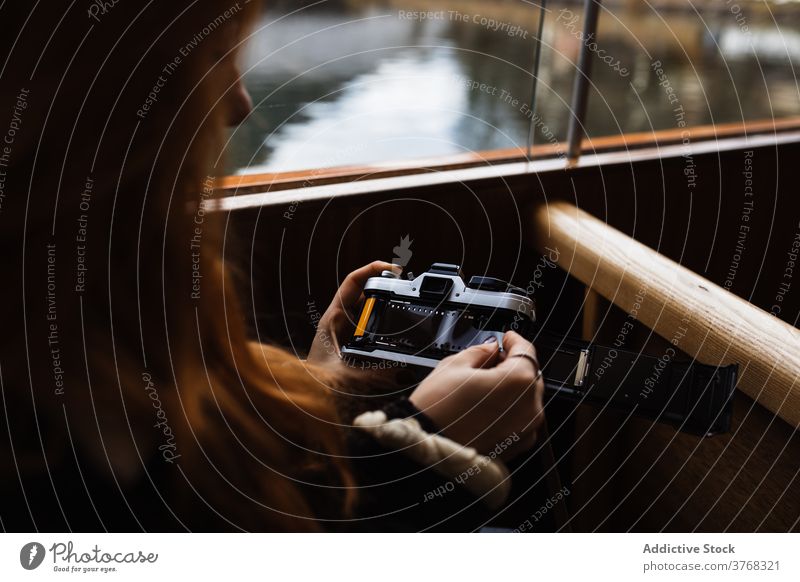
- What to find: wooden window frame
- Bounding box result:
[212,116,800,211]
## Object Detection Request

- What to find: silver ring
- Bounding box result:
[509,353,542,378]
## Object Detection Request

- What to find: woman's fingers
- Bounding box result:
[334,261,398,311]
[444,339,502,370]
[495,331,541,379]
[500,331,539,365]
[318,261,397,354]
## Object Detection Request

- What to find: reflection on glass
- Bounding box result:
[226,0,800,175]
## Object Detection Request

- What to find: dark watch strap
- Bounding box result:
[380,398,440,435]
[533,331,737,436]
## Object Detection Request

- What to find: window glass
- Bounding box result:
[226,1,800,175]
[582,2,800,142]
[227,0,543,174]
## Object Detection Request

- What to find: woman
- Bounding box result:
[0,1,543,531]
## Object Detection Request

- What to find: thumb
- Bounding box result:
[446,338,501,369]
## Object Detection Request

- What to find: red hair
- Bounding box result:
[0,1,353,531]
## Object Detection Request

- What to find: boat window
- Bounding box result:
[221,1,800,188]
[584,2,800,140]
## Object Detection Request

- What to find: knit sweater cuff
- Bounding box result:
[353,409,511,510]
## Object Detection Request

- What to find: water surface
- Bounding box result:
[226,1,800,174]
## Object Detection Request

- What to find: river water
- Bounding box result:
[226,1,800,174]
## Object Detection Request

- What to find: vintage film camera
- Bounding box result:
[342,263,737,436]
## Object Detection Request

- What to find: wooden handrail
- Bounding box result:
[533,202,800,429]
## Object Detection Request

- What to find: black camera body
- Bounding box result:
[343,263,737,436]
[343,263,536,367]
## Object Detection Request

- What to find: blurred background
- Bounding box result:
[224,0,800,174]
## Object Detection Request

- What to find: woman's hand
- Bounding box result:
[307,261,399,370]
[409,331,545,460]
